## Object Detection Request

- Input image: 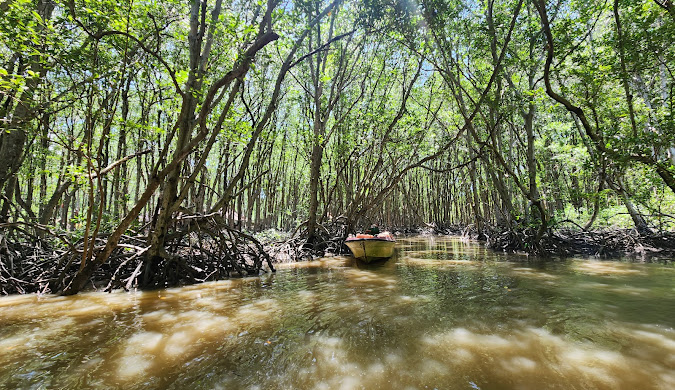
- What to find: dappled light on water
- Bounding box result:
[421,326,674,389]
[1,236,673,389]
[573,259,647,276]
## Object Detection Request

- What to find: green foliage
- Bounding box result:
[3,0,675,240]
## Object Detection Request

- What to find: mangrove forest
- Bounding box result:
[2,1,675,389]
[1,0,674,296]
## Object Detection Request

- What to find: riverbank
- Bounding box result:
[405,225,675,261]
[2,225,675,295]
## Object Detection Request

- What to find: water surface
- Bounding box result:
[1,236,674,389]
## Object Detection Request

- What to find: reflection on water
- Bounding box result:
[1,236,674,389]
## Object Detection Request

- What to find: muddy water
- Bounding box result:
[1,236,674,389]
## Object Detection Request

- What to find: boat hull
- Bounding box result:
[345,239,395,263]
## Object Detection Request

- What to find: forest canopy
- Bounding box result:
[0,0,674,294]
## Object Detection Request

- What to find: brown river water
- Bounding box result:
[0,236,674,389]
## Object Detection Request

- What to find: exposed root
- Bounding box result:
[4,219,674,296]
[487,227,675,260]
[270,221,351,262]
[1,215,276,295]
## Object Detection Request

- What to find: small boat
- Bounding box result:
[345,232,396,263]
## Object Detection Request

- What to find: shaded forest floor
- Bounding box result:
[2,224,675,295]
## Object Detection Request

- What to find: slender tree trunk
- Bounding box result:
[147,0,220,260]
[583,177,604,230]
[524,100,544,226]
[607,175,651,233]
[113,78,131,218]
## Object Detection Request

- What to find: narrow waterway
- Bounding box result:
[1,236,674,389]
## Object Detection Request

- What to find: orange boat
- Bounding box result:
[345,232,396,263]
